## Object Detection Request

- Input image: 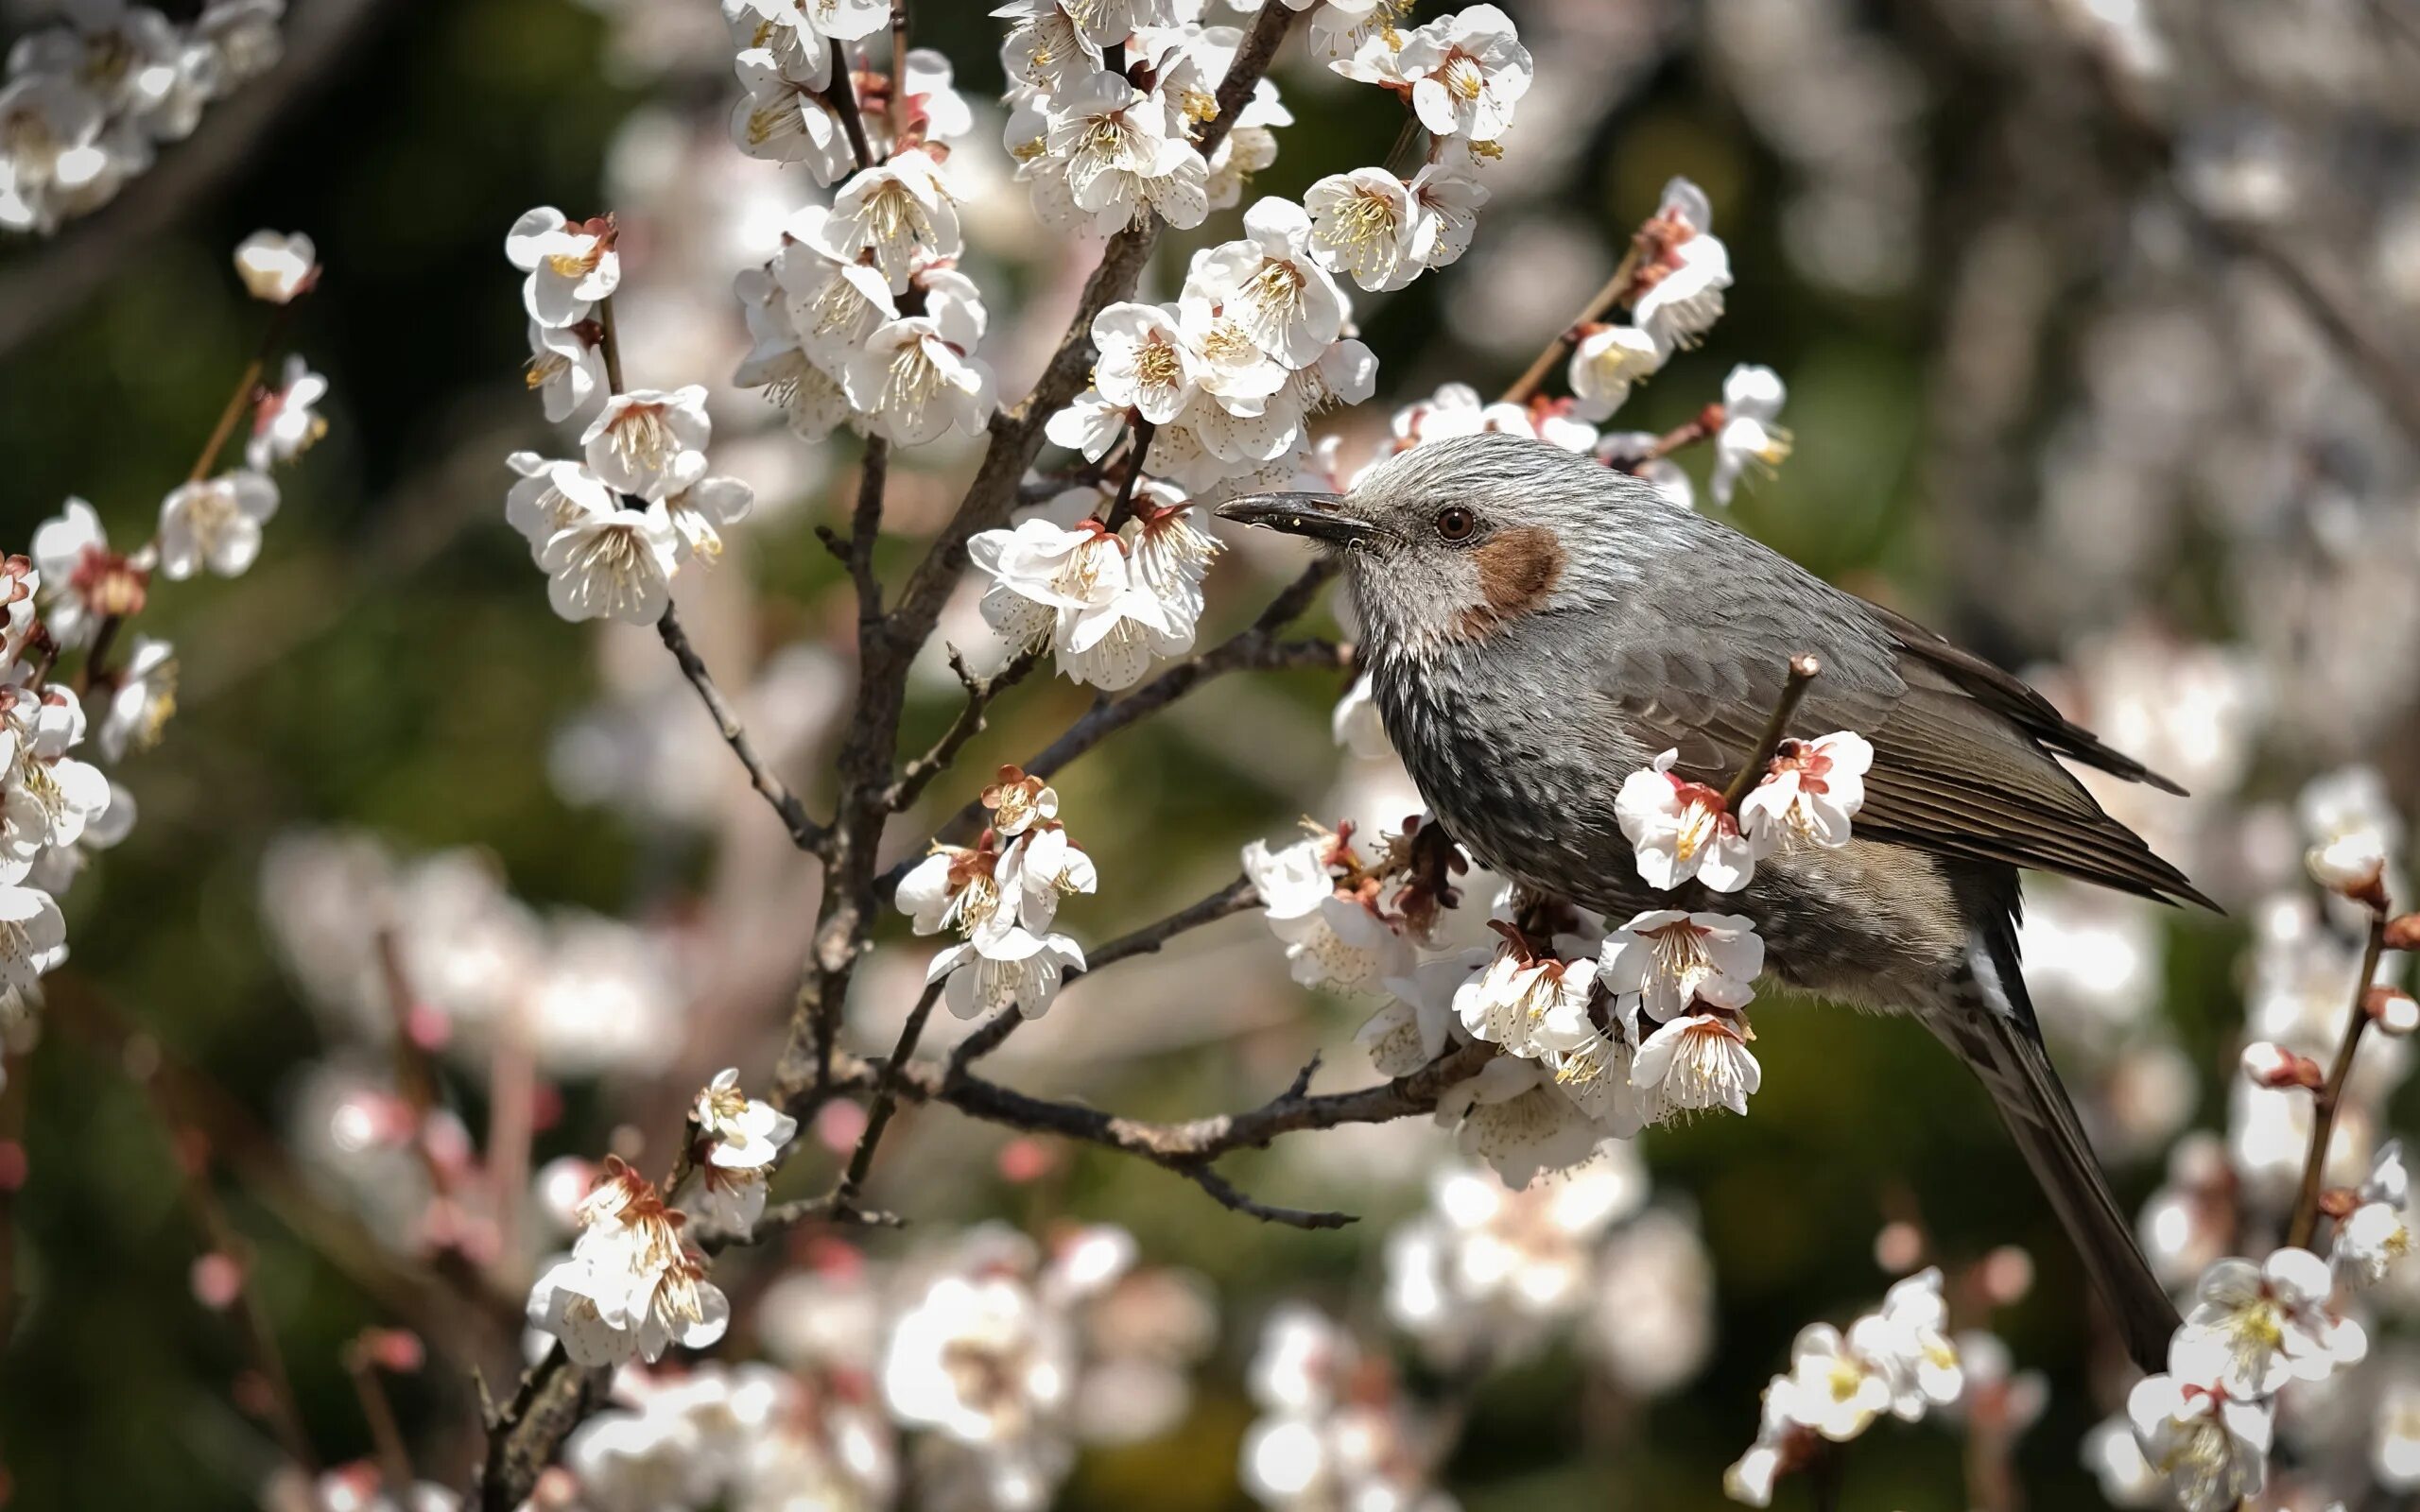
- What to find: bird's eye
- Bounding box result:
[1435,506,1478,542]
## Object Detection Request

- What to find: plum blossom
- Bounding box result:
[1453,936,1598,1057]
[1737,732,1871,852]
[1396,5,1530,143]
[1710,364,1792,506]
[522,318,605,425]
[1041,72,1207,233]
[1303,168,1415,293]
[1599,910,1763,1025]
[1616,748,1754,891]
[247,353,328,471]
[2128,1337,2273,1512]
[157,469,278,580]
[969,517,1178,690]
[1434,1053,1610,1187]
[1631,1012,1760,1122]
[1848,1268,1964,1419]
[533,490,679,626]
[1184,198,1347,369]
[1629,180,1731,350]
[527,1158,730,1367]
[1405,161,1490,273]
[582,386,711,503]
[1240,833,1411,995]
[844,303,996,447]
[729,48,855,183]
[1090,301,1199,424]
[2335,1141,2411,1286]
[0,883,66,998]
[1772,1322,1893,1441]
[505,207,619,328]
[232,229,316,303]
[96,636,175,763]
[31,496,140,649]
[662,475,753,565]
[1567,324,1664,422]
[2180,1246,2366,1397]
[882,1263,1075,1509]
[822,149,962,291]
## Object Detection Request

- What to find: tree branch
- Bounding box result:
[890,646,1042,813]
[2286,907,2389,1248]
[1719,654,1821,810]
[658,605,826,851]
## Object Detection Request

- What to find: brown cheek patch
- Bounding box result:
[1456,526,1564,638]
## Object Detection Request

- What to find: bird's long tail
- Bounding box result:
[1922,934,2181,1375]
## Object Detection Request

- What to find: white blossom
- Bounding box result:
[527,1160,731,1367]
[2127,1339,2272,1512]
[1433,1053,1609,1187]
[29,496,123,649]
[1771,1322,1892,1441]
[1566,324,1663,422]
[691,1067,796,1170]
[232,228,316,303]
[927,932,1087,1020]
[1848,1267,1964,1419]
[157,469,278,580]
[1452,943,1598,1057]
[1737,731,1870,852]
[96,635,175,763]
[2180,1246,2365,1396]
[1599,909,1762,1026]
[2335,1140,2411,1286]
[823,149,962,291]
[1239,833,1410,994]
[582,386,712,503]
[1405,160,1489,273]
[0,884,65,998]
[730,48,855,183]
[247,352,328,471]
[534,491,680,626]
[1397,5,1530,142]
[1184,198,1347,370]
[1631,1012,1760,1122]
[505,207,619,328]
[1303,167,1414,293]
[1711,364,1792,507]
[1090,301,1199,424]
[1616,748,1754,892]
[844,303,995,447]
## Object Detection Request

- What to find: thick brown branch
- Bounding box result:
[477,1347,610,1512]
[658,605,825,851]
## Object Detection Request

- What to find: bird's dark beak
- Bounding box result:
[1215,491,1380,548]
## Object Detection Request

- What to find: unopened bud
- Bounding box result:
[2386,914,2420,952]
[2240,1040,2325,1090]
[2318,1187,2361,1220]
[2366,986,2420,1037]
[1873,1219,1924,1274]
[2308,834,2391,910]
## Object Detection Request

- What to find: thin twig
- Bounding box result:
[2286,909,2389,1249]
[945,873,1261,1079]
[893,559,1346,879]
[831,980,948,1209]
[345,1341,418,1503]
[1498,250,1641,406]
[657,606,826,851]
[1718,655,1822,812]
[890,646,1042,812]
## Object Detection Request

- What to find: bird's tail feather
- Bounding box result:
[1925,943,2181,1375]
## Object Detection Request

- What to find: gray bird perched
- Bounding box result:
[1219,429,2208,1373]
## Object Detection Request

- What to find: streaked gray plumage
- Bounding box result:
[1219,430,2202,1372]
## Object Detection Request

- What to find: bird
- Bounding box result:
[1219,428,2210,1373]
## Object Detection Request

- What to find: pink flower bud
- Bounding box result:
[2366,986,2420,1037]
[191,1251,245,1311]
[2240,1040,2324,1089]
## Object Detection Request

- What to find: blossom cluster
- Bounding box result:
[505,208,757,625]
[969,482,1224,691]
[526,1067,793,1370]
[1240,719,1869,1189]
[896,766,1096,1019]
[0,0,283,235]
[0,230,325,1091]
[1723,1269,1965,1504]
[1239,1302,1454,1512]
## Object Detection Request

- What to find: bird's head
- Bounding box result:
[1218,431,1668,656]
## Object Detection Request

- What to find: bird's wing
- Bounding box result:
[1579,586,2213,909]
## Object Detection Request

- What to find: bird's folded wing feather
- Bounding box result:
[1582,589,2212,908]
